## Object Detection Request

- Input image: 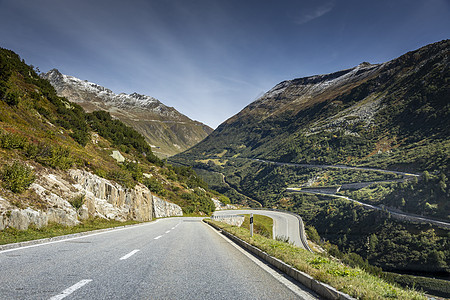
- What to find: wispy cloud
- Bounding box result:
[295,1,335,25]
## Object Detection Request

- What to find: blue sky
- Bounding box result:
[0,0,449,128]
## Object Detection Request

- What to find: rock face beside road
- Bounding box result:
[153,196,183,218]
[212,197,238,210]
[0,168,182,231]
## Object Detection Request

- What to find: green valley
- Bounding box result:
[171,40,450,295]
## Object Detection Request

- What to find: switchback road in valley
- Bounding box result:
[251,158,420,178]
[251,159,450,229]
[286,190,450,229]
[213,210,310,250]
[0,218,318,300]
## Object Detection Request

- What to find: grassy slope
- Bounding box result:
[241,214,273,239]
[207,219,426,300]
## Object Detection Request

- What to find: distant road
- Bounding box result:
[251,158,420,178]
[287,190,450,229]
[0,218,317,299]
[213,209,310,250]
[249,159,450,229]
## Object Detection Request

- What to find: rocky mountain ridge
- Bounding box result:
[42,69,213,157]
[172,39,449,216]
[183,39,449,170]
[234,61,383,123]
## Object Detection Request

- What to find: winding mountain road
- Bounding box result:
[251,159,450,229]
[251,158,420,178]
[0,218,317,300]
[213,209,311,250]
[287,190,450,229]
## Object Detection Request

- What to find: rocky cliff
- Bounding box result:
[41,69,213,157]
[0,167,182,231]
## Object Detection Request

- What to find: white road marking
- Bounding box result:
[154,235,162,240]
[165,230,171,234]
[206,224,318,300]
[171,227,176,230]
[120,249,140,260]
[49,279,92,300]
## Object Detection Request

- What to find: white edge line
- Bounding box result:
[0,220,161,255]
[205,223,317,300]
[120,249,140,260]
[49,279,92,300]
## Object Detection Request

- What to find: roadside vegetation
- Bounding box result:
[207,219,426,300]
[1,161,35,193]
[0,218,141,245]
[241,214,273,239]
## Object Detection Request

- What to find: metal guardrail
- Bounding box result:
[244,208,313,252]
[211,215,244,219]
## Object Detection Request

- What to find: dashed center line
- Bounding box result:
[120,249,140,260]
[49,279,92,300]
[154,235,162,240]
[165,230,171,234]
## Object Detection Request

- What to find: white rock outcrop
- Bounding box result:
[0,168,183,231]
[212,198,238,210]
[153,196,183,218]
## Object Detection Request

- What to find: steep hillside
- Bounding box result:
[0,47,220,232]
[178,40,449,172]
[42,69,213,158]
[172,40,450,276]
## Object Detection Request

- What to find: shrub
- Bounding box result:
[34,144,74,170]
[107,169,134,189]
[0,132,28,149]
[305,225,321,243]
[1,161,35,193]
[69,194,85,210]
[122,161,143,182]
[4,91,19,106]
[143,177,165,195]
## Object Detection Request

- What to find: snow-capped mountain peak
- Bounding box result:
[40,69,213,157]
[44,69,163,111]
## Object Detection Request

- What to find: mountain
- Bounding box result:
[173,39,449,213]
[0,47,221,231]
[171,40,450,277]
[177,40,449,171]
[41,69,213,158]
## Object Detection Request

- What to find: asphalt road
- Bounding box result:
[0,218,317,299]
[213,210,304,248]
